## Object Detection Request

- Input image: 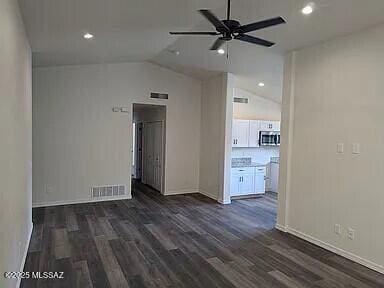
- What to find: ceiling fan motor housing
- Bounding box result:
[220,19,240,40]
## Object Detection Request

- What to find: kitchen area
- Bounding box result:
[231,118,280,199]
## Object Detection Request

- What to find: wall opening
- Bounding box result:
[132,104,166,196]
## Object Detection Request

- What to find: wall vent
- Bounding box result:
[91,185,126,198]
[151,92,169,99]
[234,97,248,104]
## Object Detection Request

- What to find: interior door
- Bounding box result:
[152,121,163,191]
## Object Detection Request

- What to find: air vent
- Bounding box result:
[234,97,248,104]
[151,92,169,99]
[91,185,126,198]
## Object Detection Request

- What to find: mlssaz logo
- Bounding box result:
[32,272,64,279]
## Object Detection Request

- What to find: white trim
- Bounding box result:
[164,189,199,196]
[199,189,218,201]
[32,195,132,208]
[275,223,287,232]
[280,226,384,275]
[17,222,33,288]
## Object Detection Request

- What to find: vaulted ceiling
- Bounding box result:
[19,0,384,102]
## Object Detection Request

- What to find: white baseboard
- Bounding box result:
[275,223,287,232]
[276,225,384,275]
[32,195,132,208]
[199,189,219,201]
[164,189,199,196]
[17,222,33,288]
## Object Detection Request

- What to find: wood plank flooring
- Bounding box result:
[22,182,384,288]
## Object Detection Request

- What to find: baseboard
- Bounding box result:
[17,222,33,288]
[199,189,219,201]
[164,189,199,196]
[32,195,132,208]
[280,226,384,275]
[275,223,287,232]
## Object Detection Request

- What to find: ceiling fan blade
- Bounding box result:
[199,9,230,32]
[235,17,286,34]
[210,38,225,50]
[235,34,275,47]
[170,31,219,35]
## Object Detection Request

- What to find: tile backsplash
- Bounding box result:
[232,147,279,165]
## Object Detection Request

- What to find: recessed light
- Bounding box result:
[217,49,225,55]
[258,82,265,87]
[302,5,314,15]
[83,33,94,39]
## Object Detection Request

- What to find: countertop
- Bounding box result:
[232,162,266,168]
[231,158,266,168]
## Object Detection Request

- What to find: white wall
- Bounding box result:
[278,23,384,273]
[199,73,234,204]
[233,88,281,121]
[33,62,201,206]
[0,1,32,287]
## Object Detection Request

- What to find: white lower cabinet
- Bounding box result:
[254,167,267,194]
[231,166,266,197]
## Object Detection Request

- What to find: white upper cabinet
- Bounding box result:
[232,120,250,147]
[232,119,280,148]
[259,120,280,132]
[249,120,260,147]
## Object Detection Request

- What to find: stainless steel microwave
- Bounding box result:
[259,131,280,146]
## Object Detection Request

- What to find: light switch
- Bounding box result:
[337,143,344,153]
[120,107,130,113]
[112,107,120,112]
[352,143,360,154]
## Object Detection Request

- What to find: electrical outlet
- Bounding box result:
[334,224,342,235]
[347,228,355,240]
[336,143,344,153]
[352,143,360,154]
[45,185,54,194]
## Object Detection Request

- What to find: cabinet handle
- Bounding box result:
[239,169,245,172]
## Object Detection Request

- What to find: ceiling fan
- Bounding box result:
[170,0,286,50]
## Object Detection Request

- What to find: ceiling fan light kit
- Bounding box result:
[170,0,286,51]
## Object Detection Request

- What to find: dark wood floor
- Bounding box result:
[22,182,384,288]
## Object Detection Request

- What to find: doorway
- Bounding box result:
[132,104,166,194]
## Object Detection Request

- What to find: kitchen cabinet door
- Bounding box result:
[230,174,240,196]
[249,120,260,147]
[239,174,255,195]
[259,121,273,131]
[272,121,280,131]
[232,120,250,147]
[254,167,266,194]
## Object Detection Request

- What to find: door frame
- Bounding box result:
[131,103,166,195]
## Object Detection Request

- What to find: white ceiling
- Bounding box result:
[19,0,384,102]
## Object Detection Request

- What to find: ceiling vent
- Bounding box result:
[91,185,126,198]
[234,97,249,104]
[151,92,169,99]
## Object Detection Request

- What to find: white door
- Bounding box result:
[152,121,163,191]
[254,167,266,194]
[142,121,163,192]
[143,122,153,186]
[249,120,260,147]
[232,120,250,147]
